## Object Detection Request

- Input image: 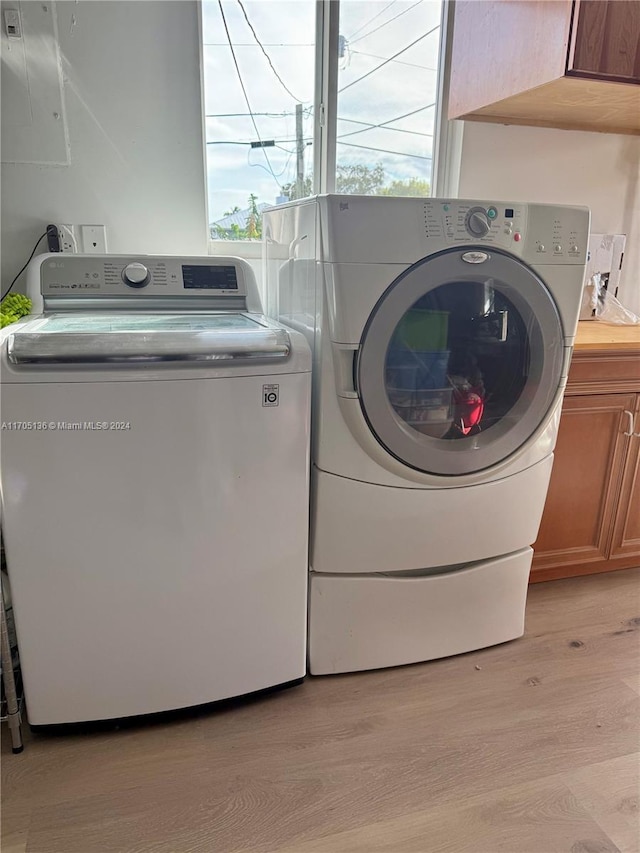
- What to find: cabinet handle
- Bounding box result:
[623,410,635,436]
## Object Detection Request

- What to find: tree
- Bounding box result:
[280,176,313,200]
[378,177,430,197]
[281,164,387,199]
[210,194,263,240]
[245,193,262,239]
[279,165,430,204]
[336,163,385,194]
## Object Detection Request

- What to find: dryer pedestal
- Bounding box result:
[308,547,532,675]
[311,460,553,575]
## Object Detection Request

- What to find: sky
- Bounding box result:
[202,0,443,225]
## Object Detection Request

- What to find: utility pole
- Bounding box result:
[295,103,304,198]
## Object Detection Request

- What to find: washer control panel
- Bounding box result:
[28,254,264,315]
[423,200,588,263]
[37,255,248,297]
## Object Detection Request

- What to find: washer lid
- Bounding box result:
[357,247,565,476]
[7,313,291,365]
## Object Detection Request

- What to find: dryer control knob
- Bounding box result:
[122,263,150,288]
[465,209,491,238]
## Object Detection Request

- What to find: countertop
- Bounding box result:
[574,321,640,352]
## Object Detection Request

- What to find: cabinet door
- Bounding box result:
[568,0,640,82]
[610,395,640,559]
[532,393,635,574]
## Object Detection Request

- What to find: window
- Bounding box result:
[202,0,452,242]
[335,1,442,197]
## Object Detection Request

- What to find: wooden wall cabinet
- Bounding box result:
[531,344,640,582]
[449,1,640,135]
[570,1,640,81]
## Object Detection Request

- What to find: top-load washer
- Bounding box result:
[1,253,311,724]
[264,195,589,675]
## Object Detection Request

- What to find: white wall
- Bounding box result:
[3,5,638,315]
[1,0,208,292]
[458,122,640,317]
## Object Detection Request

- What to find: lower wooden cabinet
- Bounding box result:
[531,344,640,582]
[611,393,640,559]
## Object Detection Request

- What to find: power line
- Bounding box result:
[248,145,296,179]
[206,136,312,146]
[338,27,440,94]
[351,49,437,71]
[337,140,432,160]
[206,109,313,118]
[203,42,314,47]
[338,102,436,140]
[206,105,435,147]
[235,0,306,103]
[349,0,425,45]
[347,0,398,41]
[337,117,433,139]
[206,111,297,118]
[216,0,280,188]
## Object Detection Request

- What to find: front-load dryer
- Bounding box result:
[264,195,590,675]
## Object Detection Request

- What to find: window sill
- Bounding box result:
[208,240,262,260]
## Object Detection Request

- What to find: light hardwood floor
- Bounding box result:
[2,569,639,853]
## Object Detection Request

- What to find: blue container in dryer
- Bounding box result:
[413,350,450,389]
[386,349,420,390]
[386,348,450,391]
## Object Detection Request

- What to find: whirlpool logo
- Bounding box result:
[461,251,489,264]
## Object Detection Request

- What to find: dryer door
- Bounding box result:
[356,247,565,476]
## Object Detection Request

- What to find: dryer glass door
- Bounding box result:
[357,247,565,476]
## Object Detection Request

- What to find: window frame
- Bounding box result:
[205,0,462,256]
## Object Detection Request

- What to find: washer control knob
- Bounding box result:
[465,208,491,238]
[122,262,150,288]
[570,244,579,253]
[554,244,562,252]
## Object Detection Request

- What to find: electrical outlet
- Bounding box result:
[57,224,77,253]
[80,224,107,254]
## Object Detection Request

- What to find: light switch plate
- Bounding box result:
[4,9,22,39]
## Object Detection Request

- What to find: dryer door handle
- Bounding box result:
[334,344,359,399]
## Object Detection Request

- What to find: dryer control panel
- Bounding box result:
[313,196,589,267]
[424,201,526,247]
[423,200,588,265]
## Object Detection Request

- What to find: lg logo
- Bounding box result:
[262,384,279,407]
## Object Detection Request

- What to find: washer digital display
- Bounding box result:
[182,265,238,290]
